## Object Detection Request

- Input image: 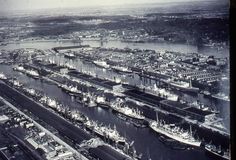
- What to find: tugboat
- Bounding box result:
[204,144,230,160]
[149,113,201,147]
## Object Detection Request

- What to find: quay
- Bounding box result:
[0,81,133,160]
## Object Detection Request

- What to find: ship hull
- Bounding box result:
[169,83,199,93]
[211,95,230,102]
[111,108,145,121]
[205,147,229,160]
[149,123,201,147]
[60,86,80,96]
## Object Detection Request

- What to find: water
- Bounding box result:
[0,64,210,160]
[1,40,229,58]
[0,40,229,160]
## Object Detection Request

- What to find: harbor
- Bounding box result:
[0,2,230,158]
[0,40,230,159]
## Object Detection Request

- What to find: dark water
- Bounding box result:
[1,40,229,58]
[0,62,229,160]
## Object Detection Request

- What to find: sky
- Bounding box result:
[0,0,225,11]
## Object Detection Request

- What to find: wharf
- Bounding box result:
[0,81,131,160]
[52,45,90,52]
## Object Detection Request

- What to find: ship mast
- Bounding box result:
[189,78,192,87]
[156,111,159,123]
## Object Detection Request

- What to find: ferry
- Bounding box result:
[205,144,230,160]
[149,113,201,147]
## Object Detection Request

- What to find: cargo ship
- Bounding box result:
[164,78,199,93]
[140,84,178,101]
[149,113,201,147]
[13,65,40,79]
[64,52,76,59]
[110,99,145,121]
[93,60,110,69]
[84,120,126,144]
[59,84,81,95]
[111,65,132,73]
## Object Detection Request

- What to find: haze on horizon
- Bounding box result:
[0,0,227,12]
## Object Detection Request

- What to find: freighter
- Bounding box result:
[59,84,81,95]
[84,120,126,144]
[13,65,40,79]
[64,52,76,59]
[111,65,132,73]
[95,95,109,109]
[149,113,201,147]
[140,84,178,101]
[39,95,58,109]
[63,63,76,70]
[93,60,110,69]
[204,144,230,160]
[110,99,145,121]
[163,78,199,93]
